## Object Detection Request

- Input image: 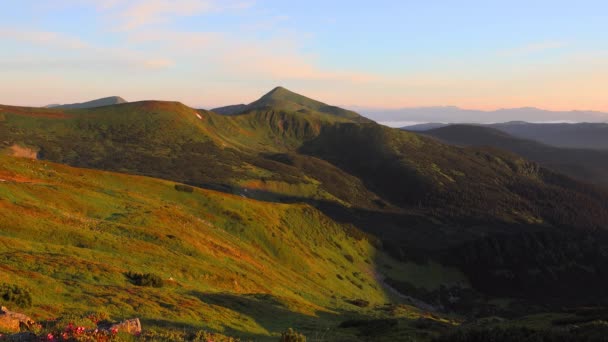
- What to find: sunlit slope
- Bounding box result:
[0,102,386,210]
[0,155,459,339]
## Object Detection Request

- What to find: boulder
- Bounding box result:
[0,306,35,333]
[102,318,141,335]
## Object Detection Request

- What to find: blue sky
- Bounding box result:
[1,0,607,111]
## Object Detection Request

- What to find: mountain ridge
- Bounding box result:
[212,86,373,123]
[47,96,128,109]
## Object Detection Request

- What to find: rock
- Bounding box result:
[0,306,35,333]
[102,318,141,335]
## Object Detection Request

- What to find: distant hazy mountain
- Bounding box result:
[424,124,608,186]
[211,104,248,115]
[48,96,127,109]
[401,122,449,131]
[491,122,608,150]
[213,86,373,123]
[403,121,608,150]
[362,105,608,124]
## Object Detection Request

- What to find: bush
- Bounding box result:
[0,283,32,308]
[345,299,370,307]
[174,184,194,193]
[125,271,164,288]
[280,328,306,342]
[343,254,355,263]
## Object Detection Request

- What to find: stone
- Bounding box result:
[0,306,35,333]
[102,318,142,335]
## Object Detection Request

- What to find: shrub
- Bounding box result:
[0,283,32,308]
[343,254,355,263]
[280,328,306,342]
[345,299,370,308]
[125,271,164,287]
[174,184,194,193]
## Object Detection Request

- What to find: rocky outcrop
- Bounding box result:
[100,318,142,335]
[0,306,35,333]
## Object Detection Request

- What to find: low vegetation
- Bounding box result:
[125,272,164,288]
[0,283,32,308]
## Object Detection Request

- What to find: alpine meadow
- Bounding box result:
[2,1,608,341]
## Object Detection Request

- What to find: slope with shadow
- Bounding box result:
[213,86,373,123]
[424,124,608,187]
[0,155,461,340]
[49,96,128,109]
[299,123,608,307]
[0,100,387,211]
[3,91,608,312]
[403,121,608,150]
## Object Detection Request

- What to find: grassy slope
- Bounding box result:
[213,87,373,124]
[0,102,387,211]
[4,100,608,317]
[0,155,463,340]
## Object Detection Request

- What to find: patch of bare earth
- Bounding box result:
[10,145,38,159]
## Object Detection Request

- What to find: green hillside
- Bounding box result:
[212,87,373,123]
[0,155,462,340]
[3,91,608,339]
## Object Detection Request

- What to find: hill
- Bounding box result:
[3,91,608,330]
[212,87,373,123]
[0,155,464,340]
[424,125,608,186]
[49,96,128,109]
[402,121,608,151]
[210,103,247,115]
[490,122,608,150]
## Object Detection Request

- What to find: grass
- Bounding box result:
[0,155,453,340]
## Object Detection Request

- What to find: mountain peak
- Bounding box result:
[212,87,373,123]
[254,86,313,105]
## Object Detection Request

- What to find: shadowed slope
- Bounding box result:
[425,125,608,186]
[0,155,458,340]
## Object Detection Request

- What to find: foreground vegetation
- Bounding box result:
[0,156,462,340]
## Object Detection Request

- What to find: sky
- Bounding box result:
[1,0,608,113]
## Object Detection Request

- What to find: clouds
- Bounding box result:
[84,0,254,30]
[0,29,89,49]
[1,1,608,112]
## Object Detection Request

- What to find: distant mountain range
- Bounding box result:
[361,105,608,124]
[423,124,608,187]
[46,96,127,109]
[404,121,608,150]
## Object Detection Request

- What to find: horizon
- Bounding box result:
[2,1,608,115]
